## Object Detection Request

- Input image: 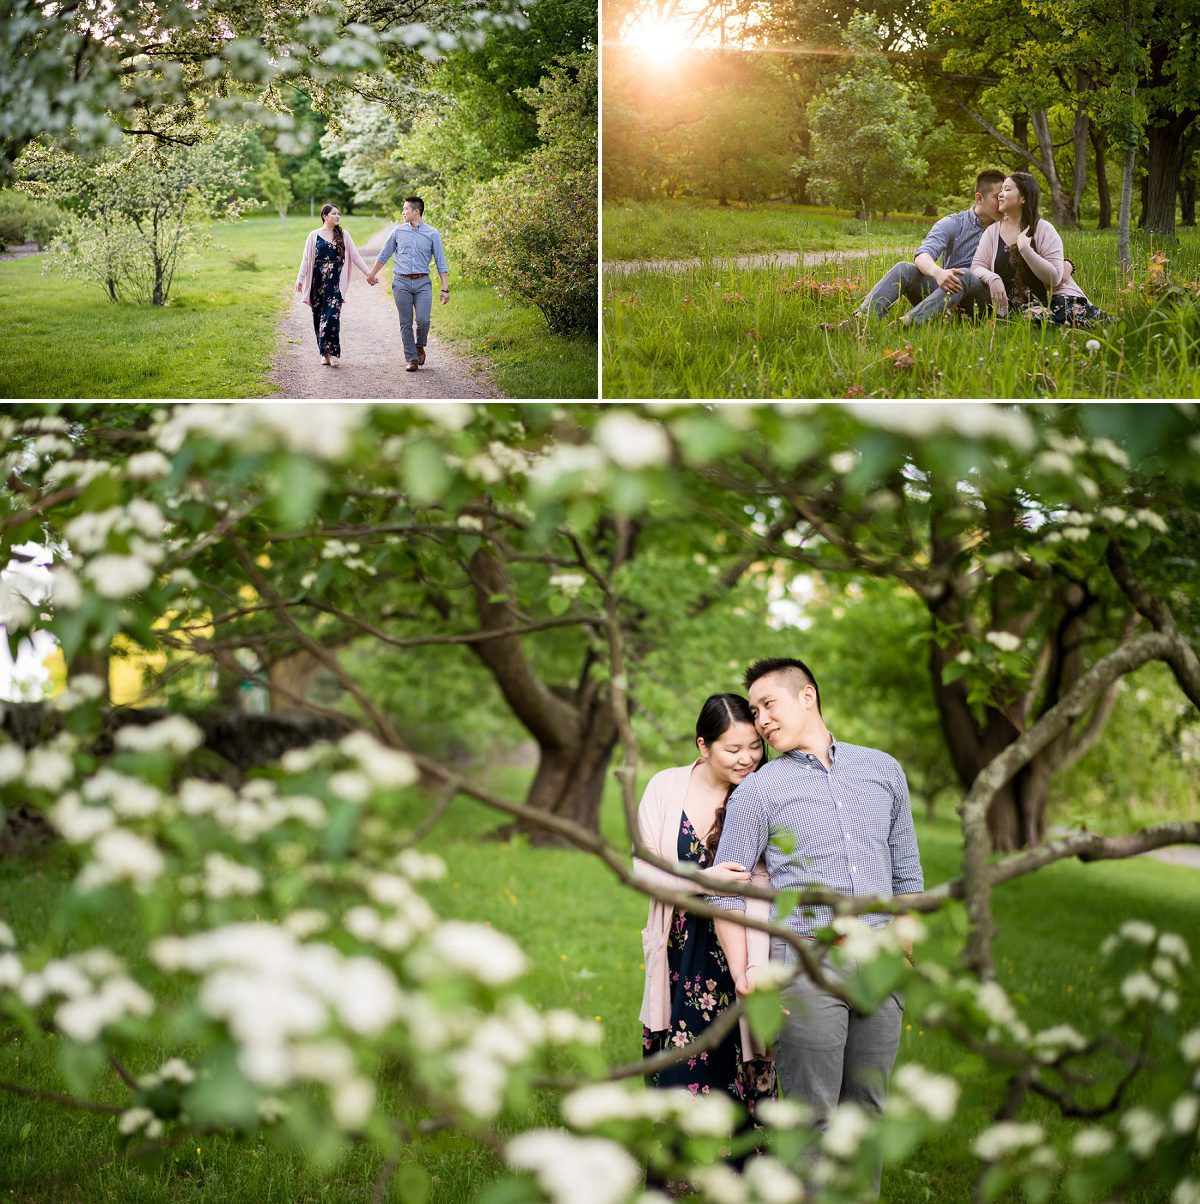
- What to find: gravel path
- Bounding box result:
[270,225,499,400]
[604,245,909,276]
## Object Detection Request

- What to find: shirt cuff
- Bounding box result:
[707,895,747,911]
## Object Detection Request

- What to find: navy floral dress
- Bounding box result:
[310,234,343,357]
[642,814,777,1118]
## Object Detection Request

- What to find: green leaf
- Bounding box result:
[58,1040,108,1098]
[186,1049,259,1128]
[1022,1173,1054,1204]
[392,1163,432,1204]
[402,439,450,505]
[940,662,966,685]
[546,592,571,616]
[269,453,327,527]
[744,987,783,1044]
[473,1174,538,1204]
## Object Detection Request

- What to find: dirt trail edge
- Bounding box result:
[270,224,499,400]
[604,246,909,276]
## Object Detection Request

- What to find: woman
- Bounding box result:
[963,172,1062,319]
[1046,257,1113,327]
[294,204,375,366]
[635,694,777,1116]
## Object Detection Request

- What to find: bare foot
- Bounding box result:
[322,355,332,366]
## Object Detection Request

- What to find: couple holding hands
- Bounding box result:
[294,196,450,372]
[826,169,1111,331]
[636,657,925,1196]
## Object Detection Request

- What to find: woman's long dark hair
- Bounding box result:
[1007,172,1041,242]
[321,204,345,265]
[697,693,766,857]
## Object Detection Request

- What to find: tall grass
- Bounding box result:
[602,230,1200,398]
[1,766,1196,1202]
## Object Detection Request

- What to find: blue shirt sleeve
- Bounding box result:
[708,775,769,912]
[375,227,398,267]
[886,757,925,895]
[914,215,956,266]
[430,230,448,275]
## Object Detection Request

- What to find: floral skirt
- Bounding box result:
[1019,295,1113,328]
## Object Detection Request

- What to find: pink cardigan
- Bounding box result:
[634,762,771,1060]
[295,229,373,306]
[971,219,1086,299]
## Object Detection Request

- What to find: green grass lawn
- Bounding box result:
[1,764,1196,1203]
[602,229,1200,398]
[435,276,597,399]
[603,200,933,263]
[0,213,595,400]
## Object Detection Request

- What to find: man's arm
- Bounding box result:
[366,229,398,284]
[887,757,925,959]
[913,216,964,294]
[432,232,450,303]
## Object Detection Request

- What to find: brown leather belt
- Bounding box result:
[398,273,428,279]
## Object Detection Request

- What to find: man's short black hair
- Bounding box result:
[743,657,821,713]
[975,169,1005,195]
[404,195,424,214]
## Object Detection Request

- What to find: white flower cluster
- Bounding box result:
[6,945,154,1042]
[972,980,1032,1045]
[138,1056,196,1089]
[561,1082,735,1137]
[985,630,1021,653]
[830,914,925,965]
[203,852,263,899]
[125,450,174,480]
[1103,923,1189,1015]
[972,1121,1049,1164]
[392,848,446,881]
[155,404,368,462]
[848,403,1035,451]
[8,737,77,794]
[339,731,418,789]
[1030,1024,1088,1062]
[177,777,326,840]
[549,571,587,598]
[115,716,204,757]
[49,673,106,713]
[150,922,396,1125]
[890,1062,961,1123]
[528,443,607,493]
[595,412,673,471]
[44,459,115,488]
[823,1101,872,1159]
[506,1129,642,1204]
[119,1106,164,1139]
[422,920,529,986]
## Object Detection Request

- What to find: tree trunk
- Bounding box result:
[518,696,619,844]
[68,649,110,704]
[1070,77,1090,223]
[1143,119,1186,236]
[1091,127,1112,229]
[1012,110,1029,157]
[267,652,323,712]
[1118,139,1136,275]
[1031,109,1077,228]
[1182,175,1196,227]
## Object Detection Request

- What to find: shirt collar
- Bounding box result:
[786,732,838,766]
[967,207,984,230]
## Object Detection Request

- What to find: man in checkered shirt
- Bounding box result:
[710,656,924,1192]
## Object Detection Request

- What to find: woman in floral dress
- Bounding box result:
[294,204,375,366]
[635,694,778,1121]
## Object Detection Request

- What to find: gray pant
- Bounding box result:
[943,269,994,318]
[770,936,902,1194]
[857,260,983,326]
[392,276,433,362]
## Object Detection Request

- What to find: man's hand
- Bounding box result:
[734,966,759,996]
[703,861,749,892]
[440,287,450,306]
[935,266,963,294]
[366,276,378,287]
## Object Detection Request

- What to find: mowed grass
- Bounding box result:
[602,229,1200,398]
[1,770,1197,1203]
[602,200,933,263]
[0,212,594,400]
[435,276,597,399]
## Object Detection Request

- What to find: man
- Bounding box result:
[709,657,924,1194]
[822,169,1004,330]
[366,196,450,372]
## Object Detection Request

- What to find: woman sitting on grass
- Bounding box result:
[295,204,376,367]
[952,172,1110,328]
[634,694,777,1188]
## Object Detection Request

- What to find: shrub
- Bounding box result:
[0,189,65,247]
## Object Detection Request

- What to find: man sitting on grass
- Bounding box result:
[822,170,1005,332]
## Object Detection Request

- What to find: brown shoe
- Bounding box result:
[417,346,426,365]
[406,360,419,372]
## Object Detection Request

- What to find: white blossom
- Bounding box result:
[757,1097,811,1128]
[118,1106,157,1136]
[329,770,371,803]
[506,1130,642,1204]
[0,921,14,948]
[892,1063,960,1122]
[1175,1180,1200,1204]
[393,849,446,881]
[25,749,74,793]
[823,1102,872,1158]
[1071,1127,1115,1157]
[1181,1029,1200,1063]
[1120,1107,1163,1157]
[0,953,23,988]
[743,1155,805,1203]
[279,744,327,774]
[339,731,418,789]
[1120,972,1160,1006]
[283,910,329,938]
[972,1121,1044,1161]
[125,451,173,479]
[50,792,115,843]
[561,1083,638,1129]
[596,412,672,470]
[849,403,1034,450]
[1170,1095,1199,1135]
[84,554,155,599]
[203,853,263,899]
[985,630,1021,653]
[1119,920,1157,945]
[331,1075,375,1128]
[89,829,165,886]
[428,921,528,985]
[0,744,26,785]
[158,1057,195,1085]
[63,508,123,553]
[1158,932,1191,965]
[690,1165,744,1204]
[549,571,587,597]
[1135,508,1168,534]
[49,566,84,609]
[830,450,858,474]
[528,444,607,492]
[1031,1025,1088,1057]
[1084,339,1101,353]
[831,917,892,962]
[679,1090,735,1136]
[115,716,203,756]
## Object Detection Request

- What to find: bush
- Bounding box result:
[459,52,597,336]
[0,189,65,247]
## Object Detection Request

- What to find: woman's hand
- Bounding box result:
[988,277,1009,316]
[295,281,302,294]
[1016,226,1032,256]
[704,861,749,890]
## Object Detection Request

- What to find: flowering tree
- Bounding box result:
[0,403,1198,1204]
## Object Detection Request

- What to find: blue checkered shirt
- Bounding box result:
[708,736,924,935]
[913,207,987,270]
[375,221,449,280]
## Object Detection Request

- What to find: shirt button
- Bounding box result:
[851,866,857,873]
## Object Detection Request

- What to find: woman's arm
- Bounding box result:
[632,780,703,895]
[345,233,373,277]
[969,225,999,286]
[1017,223,1063,291]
